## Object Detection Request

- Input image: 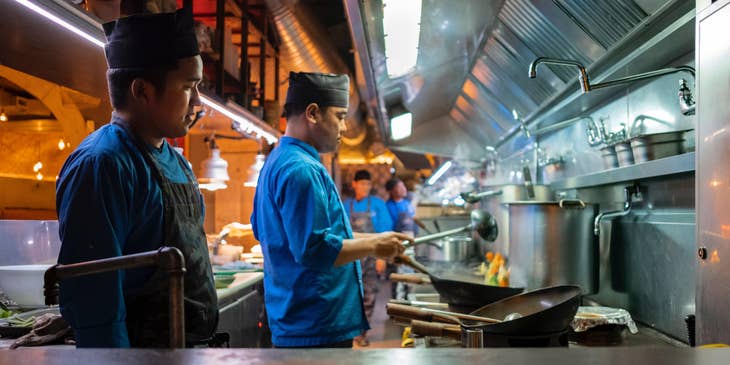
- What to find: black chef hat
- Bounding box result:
[103,7,199,69]
[285,72,350,109]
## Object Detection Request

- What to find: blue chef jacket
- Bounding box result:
[251,136,369,347]
[56,120,203,348]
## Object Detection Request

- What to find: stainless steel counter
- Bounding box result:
[1,347,729,364]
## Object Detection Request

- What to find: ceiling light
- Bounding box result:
[390,113,412,141]
[33,161,43,172]
[382,0,422,78]
[427,161,452,185]
[58,139,66,150]
[199,139,230,191]
[244,154,266,188]
[0,109,7,122]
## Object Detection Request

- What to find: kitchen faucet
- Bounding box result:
[528,57,695,94]
[593,184,641,236]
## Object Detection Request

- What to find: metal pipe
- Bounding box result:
[590,65,695,91]
[593,185,640,236]
[43,247,187,348]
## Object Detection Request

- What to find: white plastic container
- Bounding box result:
[0,265,52,307]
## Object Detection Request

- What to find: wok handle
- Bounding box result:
[389,273,430,285]
[387,303,461,324]
[422,307,501,324]
[387,303,434,322]
[410,320,462,341]
[393,255,431,275]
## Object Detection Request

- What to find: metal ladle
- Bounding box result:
[403,210,498,248]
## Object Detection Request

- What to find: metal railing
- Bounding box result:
[43,247,186,348]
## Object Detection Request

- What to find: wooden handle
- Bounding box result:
[389,273,430,284]
[410,320,462,341]
[393,255,431,275]
[386,303,434,322]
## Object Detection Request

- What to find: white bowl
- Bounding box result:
[0,265,52,307]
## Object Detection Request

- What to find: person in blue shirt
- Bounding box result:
[385,177,419,300]
[55,8,217,348]
[251,72,411,348]
[341,170,393,346]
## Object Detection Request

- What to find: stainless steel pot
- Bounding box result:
[462,184,552,203]
[504,199,598,294]
[414,235,476,263]
[599,145,619,169]
[630,129,690,163]
[614,141,635,167]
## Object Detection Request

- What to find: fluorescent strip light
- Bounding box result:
[390,112,412,140]
[15,0,278,144]
[383,0,422,78]
[14,0,105,48]
[427,160,452,185]
[200,95,277,144]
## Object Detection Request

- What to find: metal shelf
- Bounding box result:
[550,152,695,190]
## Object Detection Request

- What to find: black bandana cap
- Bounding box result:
[103,7,199,69]
[285,72,350,109]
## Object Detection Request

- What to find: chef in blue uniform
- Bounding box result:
[55,8,217,348]
[251,72,412,348]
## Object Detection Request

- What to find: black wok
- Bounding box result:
[409,285,582,342]
[392,255,524,308]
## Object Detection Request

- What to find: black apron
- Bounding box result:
[348,197,377,322]
[114,122,218,348]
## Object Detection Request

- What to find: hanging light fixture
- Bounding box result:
[198,138,230,191]
[244,154,265,188]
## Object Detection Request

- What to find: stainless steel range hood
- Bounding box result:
[348,0,690,162]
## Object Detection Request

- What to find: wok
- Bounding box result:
[408,285,582,345]
[392,255,523,307]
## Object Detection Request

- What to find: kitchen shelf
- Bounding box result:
[550,152,694,190]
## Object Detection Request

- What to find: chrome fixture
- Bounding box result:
[678,79,696,116]
[529,57,695,94]
[529,58,590,92]
[593,184,641,236]
[522,164,535,199]
[585,118,628,147]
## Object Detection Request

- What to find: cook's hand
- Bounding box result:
[372,232,412,260]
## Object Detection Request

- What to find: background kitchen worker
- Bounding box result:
[55,8,218,348]
[342,169,393,346]
[251,72,411,348]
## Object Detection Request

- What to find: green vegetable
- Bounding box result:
[0,308,16,319]
[6,316,35,327]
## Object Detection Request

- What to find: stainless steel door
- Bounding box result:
[697,0,730,345]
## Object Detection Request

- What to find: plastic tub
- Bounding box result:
[0,265,52,307]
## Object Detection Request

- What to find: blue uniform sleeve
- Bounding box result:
[385,201,398,231]
[56,154,132,348]
[371,198,393,233]
[275,167,343,271]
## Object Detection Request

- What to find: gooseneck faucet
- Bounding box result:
[529,57,695,94]
[594,184,641,236]
[529,57,591,92]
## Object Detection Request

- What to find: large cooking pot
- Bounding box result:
[505,199,598,294]
[414,235,475,262]
[461,184,553,203]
